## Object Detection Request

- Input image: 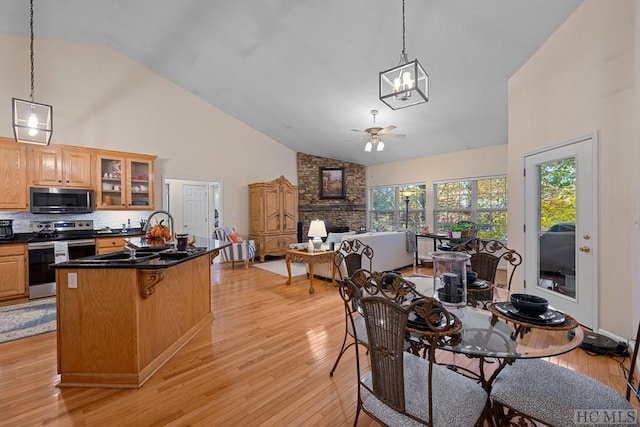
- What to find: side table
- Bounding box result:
[285,249,336,294]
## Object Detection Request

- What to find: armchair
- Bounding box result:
[213,226,256,269]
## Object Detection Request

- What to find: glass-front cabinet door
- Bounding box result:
[126,157,153,210]
[96,154,154,210]
[97,155,126,209]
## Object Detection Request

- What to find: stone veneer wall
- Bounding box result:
[297,153,366,238]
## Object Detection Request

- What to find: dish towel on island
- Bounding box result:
[54,241,69,264]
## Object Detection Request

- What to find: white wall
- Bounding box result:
[0,35,297,235]
[507,0,639,339]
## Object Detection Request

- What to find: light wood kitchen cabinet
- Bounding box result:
[96,153,156,210]
[96,236,127,254]
[28,145,93,188]
[249,176,298,262]
[0,137,28,211]
[0,244,28,301]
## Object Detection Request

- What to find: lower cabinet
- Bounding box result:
[96,236,128,254]
[96,234,144,254]
[0,244,28,301]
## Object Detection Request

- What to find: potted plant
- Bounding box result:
[447,223,465,238]
[448,221,476,238]
[457,221,477,238]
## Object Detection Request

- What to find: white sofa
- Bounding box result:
[309,231,415,279]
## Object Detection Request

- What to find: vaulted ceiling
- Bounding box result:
[0,0,582,166]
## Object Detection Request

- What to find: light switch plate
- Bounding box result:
[68,272,78,288]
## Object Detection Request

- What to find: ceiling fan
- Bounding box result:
[351,110,405,152]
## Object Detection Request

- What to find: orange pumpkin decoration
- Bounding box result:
[149,220,171,241]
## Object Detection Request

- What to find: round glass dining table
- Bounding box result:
[405,276,585,389]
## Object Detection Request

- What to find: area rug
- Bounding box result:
[0,297,56,344]
[253,260,307,277]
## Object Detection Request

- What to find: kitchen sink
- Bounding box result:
[70,251,160,264]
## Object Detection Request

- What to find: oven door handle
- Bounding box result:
[28,239,96,249]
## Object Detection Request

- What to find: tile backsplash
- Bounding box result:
[0,211,154,233]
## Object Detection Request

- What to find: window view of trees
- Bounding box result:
[434,176,508,240]
[369,184,426,231]
[539,158,576,231]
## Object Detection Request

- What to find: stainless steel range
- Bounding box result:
[28,220,96,299]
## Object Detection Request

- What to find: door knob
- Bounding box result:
[579,246,591,253]
[583,234,591,240]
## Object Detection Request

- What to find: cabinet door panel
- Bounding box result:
[264,187,281,233]
[126,158,153,209]
[30,147,62,186]
[282,187,298,233]
[0,141,27,210]
[63,150,92,188]
[0,249,26,299]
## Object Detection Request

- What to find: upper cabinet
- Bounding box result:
[28,145,93,188]
[96,152,156,210]
[0,137,28,211]
[0,138,156,212]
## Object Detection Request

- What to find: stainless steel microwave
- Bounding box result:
[30,187,95,214]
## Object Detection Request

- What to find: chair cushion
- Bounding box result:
[213,227,255,262]
[360,352,487,426]
[491,359,637,427]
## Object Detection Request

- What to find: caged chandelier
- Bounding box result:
[12,0,53,145]
[379,0,428,110]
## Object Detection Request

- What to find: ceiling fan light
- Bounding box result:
[364,141,373,152]
[377,140,385,151]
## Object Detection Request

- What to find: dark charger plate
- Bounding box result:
[468,280,489,289]
[494,302,565,326]
[407,311,455,331]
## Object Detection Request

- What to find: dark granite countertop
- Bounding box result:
[0,229,145,245]
[93,228,146,237]
[0,233,33,244]
[52,237,230,269]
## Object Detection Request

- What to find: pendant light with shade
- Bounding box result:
[12,0,53,146]
[379,0,428,110]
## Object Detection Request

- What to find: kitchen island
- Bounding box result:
[52,237,230,388]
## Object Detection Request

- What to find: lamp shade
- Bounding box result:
[308,219,327,238]
[400,189,415,198]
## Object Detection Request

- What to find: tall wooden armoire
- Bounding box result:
[249,176,298,262]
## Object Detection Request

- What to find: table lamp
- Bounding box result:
[308,219,327,251]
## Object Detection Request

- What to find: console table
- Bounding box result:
[284,249,336,294]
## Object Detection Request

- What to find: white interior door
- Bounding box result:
[523,134,598,329]
[182,184,209,238]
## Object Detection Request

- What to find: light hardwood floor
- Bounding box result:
[0,262,637,426]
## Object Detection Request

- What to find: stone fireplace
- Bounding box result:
[297,153,366,240]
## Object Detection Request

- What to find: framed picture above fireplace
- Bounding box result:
[320,167,345,199]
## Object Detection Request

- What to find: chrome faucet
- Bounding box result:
[124,242,137,259]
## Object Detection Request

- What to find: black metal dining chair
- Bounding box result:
[328,239,374,377]
[490,357,638,426]
[355,295,488,426]
[491,318,640,427]
[626,317,640,402]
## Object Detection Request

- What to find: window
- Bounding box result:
[369,184,426,231]
[434,176,508,240]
